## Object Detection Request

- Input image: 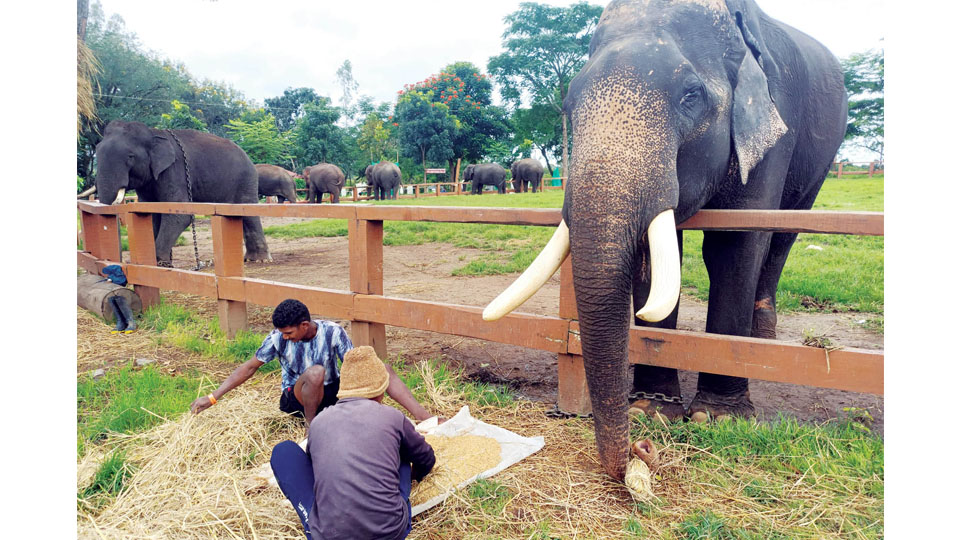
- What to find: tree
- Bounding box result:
[183,80,248,137]
[398,63,510,180]
[841,48,884,163]
[357,112,395,164]
[336,60,360,127]
[293,98,349,172]
[266,87,322,132]
[158,99,207,131]
[226,112,292,165]
[487,2,603,177]
[394,91,456,182]
[511,103,563,173]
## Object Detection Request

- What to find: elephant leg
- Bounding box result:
[628,230,684,421]
[277,195,286,204]
[688,229,772,420]
[242,216,272,262]
[332,191,340,204]
[752,231,799,340]
[154,213,193,266]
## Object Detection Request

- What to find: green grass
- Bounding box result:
[77,364,204,443]
[629,410,884,538]
[141,300,273,367]
[78,450,133,511]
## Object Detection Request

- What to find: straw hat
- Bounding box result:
[337,346,389,399]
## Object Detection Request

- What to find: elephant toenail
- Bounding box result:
[628,407,645,417]
[715,414,731,422]
[691,411,709,423]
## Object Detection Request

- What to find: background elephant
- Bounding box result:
[95,120,271,265]
[486,0,846,481]
[303,163,345,204]
[465,163,506,194]
[255,164,298,203]
[365,161,402,200]
[510,158,544,193]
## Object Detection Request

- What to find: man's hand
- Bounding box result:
[190,395,214,414]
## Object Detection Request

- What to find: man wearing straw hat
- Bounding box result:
[270,345,436,540]
[190,299,437,436]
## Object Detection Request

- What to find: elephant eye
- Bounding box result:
[679,81,706,116]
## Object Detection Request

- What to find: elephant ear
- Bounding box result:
[726,0,787,185]
[148,135,177,181]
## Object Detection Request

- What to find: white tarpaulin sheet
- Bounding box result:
[411,405,544,516]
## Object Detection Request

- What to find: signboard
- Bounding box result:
[425,168,446,174]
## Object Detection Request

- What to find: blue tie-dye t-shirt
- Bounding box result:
[254,320,353,391]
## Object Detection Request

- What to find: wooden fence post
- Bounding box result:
[556,257,591,415]
[837,162,844,178]
[868,161,876,177]
[80,211,122,263]
[349,217,388,360]
[125,212,161,308]
[211,215,247,339]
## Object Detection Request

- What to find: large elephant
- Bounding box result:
[510,158,544,193]
[303,163,345,204]
[483,0,847,481]
[255,164,298,203]
[95,120,271,265]
[365,161,402,200]
[465,163,506,194]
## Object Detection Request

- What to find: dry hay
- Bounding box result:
[77,387,305,539]
[411,434,502,505]
[76,307,232,379]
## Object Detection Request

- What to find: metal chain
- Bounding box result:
[544,404,593,419]
[628,390,684,404]
[166,130,202,271]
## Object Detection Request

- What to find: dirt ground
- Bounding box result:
[102,215,884,435]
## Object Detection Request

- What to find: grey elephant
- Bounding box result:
[303,163,345,204]
[94,120,271,265]
[483,0,847,481]
[255,164,298,203]
[364,161,402,200]
[465,163,506,194]
[510,158,544,193]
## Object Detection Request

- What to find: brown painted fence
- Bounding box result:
[77,201,884,414]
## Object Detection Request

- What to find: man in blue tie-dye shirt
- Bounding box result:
[190,299,435,435]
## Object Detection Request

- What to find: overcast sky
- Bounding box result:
[93,0,885,109]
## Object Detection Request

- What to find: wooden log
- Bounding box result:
[77,273,142,323]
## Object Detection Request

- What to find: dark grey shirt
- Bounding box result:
[306,397,435,540]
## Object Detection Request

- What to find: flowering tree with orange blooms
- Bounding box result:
[395,62,510,180]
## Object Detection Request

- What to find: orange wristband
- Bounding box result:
[208,394,217,405]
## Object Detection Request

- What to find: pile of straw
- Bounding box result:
[77,387,305,539]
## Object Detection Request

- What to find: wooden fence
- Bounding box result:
[77,201,884,414]
[829,161,883,178]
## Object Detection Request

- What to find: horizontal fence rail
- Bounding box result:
[77,200,884,413]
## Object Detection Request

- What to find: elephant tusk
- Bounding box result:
[636,209,681,322]
[483,219,570,321]
[112,188,126,205]
[77,185,96,198]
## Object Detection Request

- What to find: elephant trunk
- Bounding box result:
[565,71,680,480]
